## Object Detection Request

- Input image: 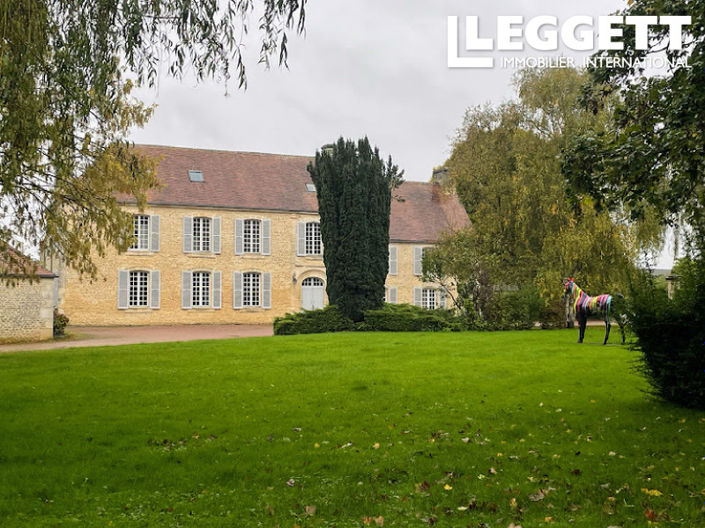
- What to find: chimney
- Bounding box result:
[321,143,335,156]
[432,167,450,185]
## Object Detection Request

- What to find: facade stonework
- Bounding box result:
[61,206,445,325]
[0,278,55,343]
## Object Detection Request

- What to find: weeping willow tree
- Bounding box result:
[0,0,306,279]
[433,68,661,324]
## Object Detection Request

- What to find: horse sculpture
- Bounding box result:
[564,278,625,345]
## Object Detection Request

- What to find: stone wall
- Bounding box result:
[0,278,55,343]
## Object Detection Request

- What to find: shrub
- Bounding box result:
[53,309,70,337]
[481,286,542,331]
[363,303,464,332]
[273,306,355,336]
[630,259,705,410]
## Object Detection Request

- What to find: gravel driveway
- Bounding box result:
[0,324,273,353]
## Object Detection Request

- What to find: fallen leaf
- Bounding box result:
[415,481,430,492]
[372,442,380,449]
[645,508,657,521]
[544,516,553,522]
[286,478,295,487]
[304,505,316,516]
[529,489,546,502]
[641,488,663,496]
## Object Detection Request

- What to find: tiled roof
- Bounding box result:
[133,145,469,243]
[1,248,56,279]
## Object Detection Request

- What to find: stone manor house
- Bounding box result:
[55,145,469,326]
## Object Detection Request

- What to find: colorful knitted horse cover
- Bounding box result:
[571,283,612,317]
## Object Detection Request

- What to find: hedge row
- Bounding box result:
[273,303,462,335]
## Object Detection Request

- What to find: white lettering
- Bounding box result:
[625,16,658,50]
[497,16,524,50]
[598,16,624,50]
[466,15,493,50]
[561,16,594,51]
[659,16,692,50]
[526,16,558,51]
[447,16,493,68]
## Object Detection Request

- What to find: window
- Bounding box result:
[188,170,204,182]
[243,219,261,253]
[414,246,432,276]
[421,288,436,310]
[192,271,211,307]
[306,183,316,192]
[305,222,322,255]
[128,271,149,307]
[193,217,211,252]
[130,215,149,250]
[243,272,261,307]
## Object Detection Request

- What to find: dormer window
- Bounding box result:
[306,183,316,192]
[189,170,204,182]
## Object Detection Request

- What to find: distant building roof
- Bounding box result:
[131,145,469,244]
[1,248,56,279]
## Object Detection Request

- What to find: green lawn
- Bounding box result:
[1,329,704,527]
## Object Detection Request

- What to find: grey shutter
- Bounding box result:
[413,247,423,276]
[388,287,397,304]
[212,217,222,254]
[183,217,193,253]
[181,271,192,309]
[150,215,160,252]
[262,219,271,255]
[213,271,222,309]
[297,222,306,256]
[235,219,244,255]
[413,287,422,307]
[150,270,160,309]
[389,246,398,275]
[117,270,129,309]
[233,272,243,309]
[262,272,272,309]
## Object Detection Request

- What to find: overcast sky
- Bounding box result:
[130,0,626,181]
[129,0,674,266]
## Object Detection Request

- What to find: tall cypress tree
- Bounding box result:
[308,137,403,321]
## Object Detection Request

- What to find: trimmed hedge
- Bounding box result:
[362,303,462,332]
[273,303,463,335]
[273,306,355,336]
[630,259,705,410]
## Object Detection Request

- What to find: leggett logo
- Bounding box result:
[448,15,692,69]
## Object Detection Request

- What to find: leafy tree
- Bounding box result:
[437,68,644,324]
[0,0,306,278]
[562,0,705,252]
[307,138,403,321]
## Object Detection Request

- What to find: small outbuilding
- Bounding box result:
[0,249,57,343]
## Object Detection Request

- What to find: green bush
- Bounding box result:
[481,286,542,331]
[53,309,69,337]
[630,259,705,410]
[363,303,464,332]
[273,306,355,336]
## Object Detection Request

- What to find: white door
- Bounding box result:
[301,277,325,310]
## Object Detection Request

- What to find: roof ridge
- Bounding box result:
[134,144,314,160]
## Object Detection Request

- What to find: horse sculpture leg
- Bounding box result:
[603,317,611,345]
[577,312,587,343]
